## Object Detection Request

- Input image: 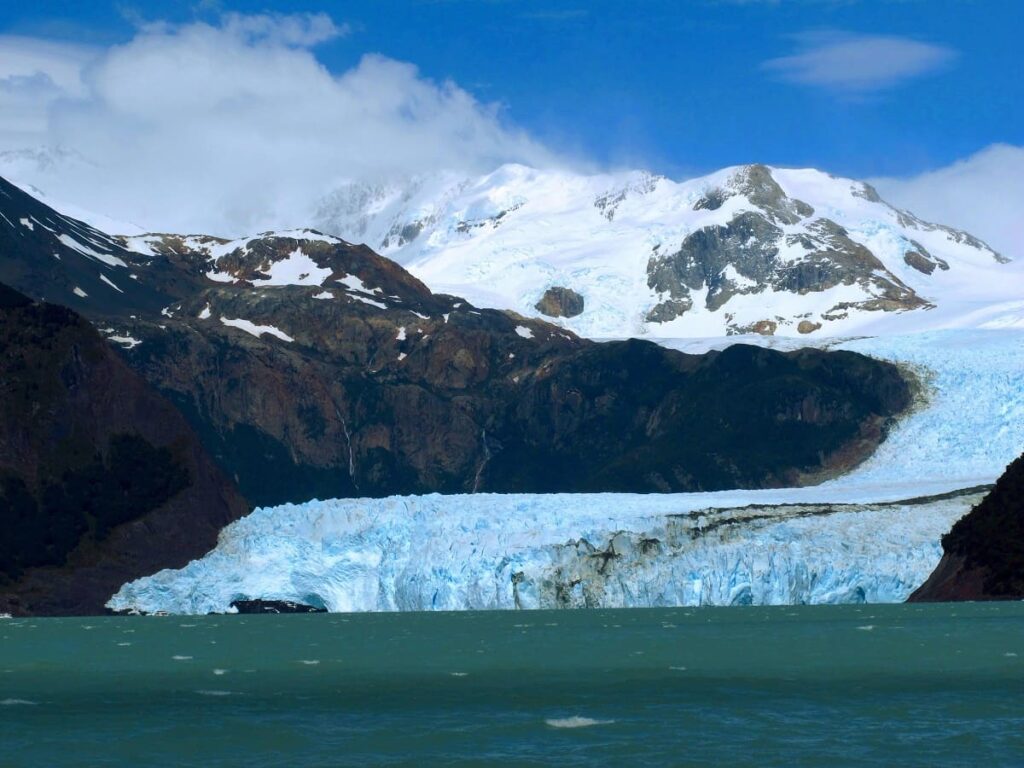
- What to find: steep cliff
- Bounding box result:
[0,284,248,616]
[910,452,1024,601]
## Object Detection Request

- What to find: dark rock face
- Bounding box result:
[692,165,812,224]
[0,285,248,616]
[230,599,327,614]
[797,320,822,335]
[910,453,1024,602]
[0,174,914,510]
[486,341,911,493]
[903,245,949,275]
[648,211,783,316]
[731,164,815,224]
[0,181,174,317]
[535,286,585,318]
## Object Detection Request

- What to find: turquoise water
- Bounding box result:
[2,603,1023,766]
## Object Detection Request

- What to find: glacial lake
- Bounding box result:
[2,603,1022,767]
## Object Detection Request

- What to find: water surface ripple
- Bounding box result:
[1,604,1022,766]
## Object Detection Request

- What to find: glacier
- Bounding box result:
[107,488,983,615]
[108,327,1024,614]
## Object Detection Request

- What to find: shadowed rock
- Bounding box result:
[910,452,1024,602]
[0,284,248,616]
[0,175,914,507]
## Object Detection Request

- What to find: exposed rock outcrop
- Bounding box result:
[909,452,1024,602]
[535,286,585,318]
[647,166,932,331]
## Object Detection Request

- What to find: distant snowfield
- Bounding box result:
[109,328,1024,613]
[313,163,1020,340]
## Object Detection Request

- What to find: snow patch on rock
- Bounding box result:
[220,317,294,342]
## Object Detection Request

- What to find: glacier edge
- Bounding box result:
[108,489,983,615]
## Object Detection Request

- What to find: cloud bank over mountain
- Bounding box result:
[872,144,1024,261]
[762,32,957,94]
[0,12,555,235]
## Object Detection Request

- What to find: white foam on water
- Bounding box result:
[296,660,320,665]
[545,716,614,729]
[1,699,37,706]
[213,669,228,675]
[172,655,193,661]
[195,690,233,697]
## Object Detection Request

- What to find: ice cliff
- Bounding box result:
[108,488,982,614]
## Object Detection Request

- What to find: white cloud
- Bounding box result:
[0,36,98,145]
[763,32,956,93]
[218,12,349,46]
[0,14,555,236]
[871,144,1024,262]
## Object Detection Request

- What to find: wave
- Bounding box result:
[545,716,614,729]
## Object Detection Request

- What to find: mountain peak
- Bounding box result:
[308,163,1011,338]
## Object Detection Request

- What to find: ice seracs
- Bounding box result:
[107,486,983,615]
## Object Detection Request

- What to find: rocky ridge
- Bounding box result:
[0,175,914,508]
[910,452,1024,601]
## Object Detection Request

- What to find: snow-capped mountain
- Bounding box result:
[313,163,1015,338]
[3,175,919,507]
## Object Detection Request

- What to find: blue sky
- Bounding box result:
[1,0,1021,179]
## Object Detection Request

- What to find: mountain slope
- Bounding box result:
[0,176,914,505]
[910,452,1024,601]
[0,283,248,616]
[312,163,1013,338]
[0,177,174,317]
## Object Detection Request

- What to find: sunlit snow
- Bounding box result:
[56,233,128,268]
[220,317,294,342]
[250,248,331,287]
[314,163,1018,340]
